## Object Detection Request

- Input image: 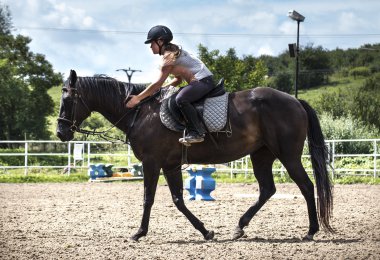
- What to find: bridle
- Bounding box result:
[57,83,91,134]
[57,81,130,143]
[57,79,159,143]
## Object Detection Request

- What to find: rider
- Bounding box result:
[126,25,215,144]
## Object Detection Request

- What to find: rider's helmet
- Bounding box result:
[144,25,173,44]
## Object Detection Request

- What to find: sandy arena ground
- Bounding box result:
[0,182,379,259]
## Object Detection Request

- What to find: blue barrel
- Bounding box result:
[185,167,216,201]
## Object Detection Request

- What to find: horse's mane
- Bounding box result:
[76,75,147,112]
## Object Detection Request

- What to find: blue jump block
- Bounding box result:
[184,170,196,200]
[131,164,143,176]
[184,167,216,201]
[88,164,113,180]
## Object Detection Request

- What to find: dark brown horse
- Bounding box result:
[57,70,333,241]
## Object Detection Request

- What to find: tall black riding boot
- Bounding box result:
[178,102,205,144]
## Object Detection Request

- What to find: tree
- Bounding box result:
[197,44,267,92]
[351,73,380,130]
[0,4,62,140]
[266,71,293,93]
[299,44,332,89]
[0,4,11,34]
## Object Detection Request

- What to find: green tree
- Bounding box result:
[299,44,332,89]
[266,71,293,93]
[0,4,62,140]
[197,44,267,92]
[0,4,11,34]
[351,73,380,130]
[314,90,351,118]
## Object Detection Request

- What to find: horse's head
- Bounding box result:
[56,70,91,141]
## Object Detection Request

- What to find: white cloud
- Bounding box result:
[3,0,380,83]
[338,12,367,33]
[257,45,274,56]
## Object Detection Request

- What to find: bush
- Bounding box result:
[351,73,380,130]
[314,90,350,118]
[349,66,371,78]
[319,113,379,153]
[266,72,293,93]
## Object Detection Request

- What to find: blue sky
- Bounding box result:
[3,0,380,83]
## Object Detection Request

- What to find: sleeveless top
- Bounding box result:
[162,49,213,82]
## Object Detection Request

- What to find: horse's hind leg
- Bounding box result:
[280,157,319,240]
[233,147,276,240]
[163,167,214,240]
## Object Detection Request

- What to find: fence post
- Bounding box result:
[67,142,71,175]
[24,142,28,176]
[332,141,335,180]
[244,156,248,179]
[374,140,377,179]
[87,143,91,167]
[128,144,131,168]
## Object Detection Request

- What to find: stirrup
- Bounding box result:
[179,133,204,145]
[179,137,192,146]
[179,131,204,146]
[179,131,192,146]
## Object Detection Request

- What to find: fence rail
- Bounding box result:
[0,139,379,179]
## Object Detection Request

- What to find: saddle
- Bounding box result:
[159,78,229,133]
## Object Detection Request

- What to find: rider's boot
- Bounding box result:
[178,102,205,144]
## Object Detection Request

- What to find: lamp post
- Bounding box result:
[116,67,142,84]
[288,10,305,99]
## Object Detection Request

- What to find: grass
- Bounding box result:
[0,172,89,183]
[298,75,365,106]
[1,170,379,184]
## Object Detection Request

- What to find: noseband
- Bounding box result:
[57,84,90,133]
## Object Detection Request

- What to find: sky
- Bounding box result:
[3,0,380,83]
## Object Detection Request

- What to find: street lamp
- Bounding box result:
[288,10,305,99]
[116,67,142,84]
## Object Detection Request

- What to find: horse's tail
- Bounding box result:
[299,99,334,233]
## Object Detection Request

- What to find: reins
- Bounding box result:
[58,81,160,144]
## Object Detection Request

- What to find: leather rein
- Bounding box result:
[57,83,158,143]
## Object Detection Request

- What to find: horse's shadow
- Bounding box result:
[167,236,361,245]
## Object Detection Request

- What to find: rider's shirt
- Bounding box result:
[161,49,213,83]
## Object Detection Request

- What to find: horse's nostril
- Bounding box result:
[56,131,64,141]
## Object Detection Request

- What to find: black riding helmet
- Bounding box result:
[144,25,173,44]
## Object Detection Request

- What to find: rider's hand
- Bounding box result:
[125,95,141,108]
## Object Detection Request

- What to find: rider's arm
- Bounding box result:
[126,65,171,108]
[164,76,183,87]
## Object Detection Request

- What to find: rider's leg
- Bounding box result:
[178,101,205,143]
[175,78,214,143]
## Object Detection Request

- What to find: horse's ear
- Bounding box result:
[69,69,77,87]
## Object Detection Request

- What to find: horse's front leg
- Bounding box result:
[163,167,214,240]
[131,161,160,241]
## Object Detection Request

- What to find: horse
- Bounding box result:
[57,70,334,242]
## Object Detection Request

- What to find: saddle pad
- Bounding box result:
[160,93,229,132]
[203,92,229,132]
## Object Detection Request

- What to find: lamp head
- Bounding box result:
[288,10,305,22]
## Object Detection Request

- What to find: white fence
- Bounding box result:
[0,139,379,178]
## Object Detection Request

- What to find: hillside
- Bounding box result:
[298,75,365,106]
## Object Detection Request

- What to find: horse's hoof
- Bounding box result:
[130,234,141,242]
[204,230,215,240]
[130,230,146,242]
[232,227,245,240]
[130,236,139,242]
[302,234,314,241]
